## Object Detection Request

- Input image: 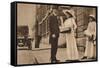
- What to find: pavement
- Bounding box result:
[17,48,96,65]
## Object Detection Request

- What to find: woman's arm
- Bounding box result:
[59,16,64,27]
[72,18,77,30]
[93,22,96,40]
[62,10,68,16]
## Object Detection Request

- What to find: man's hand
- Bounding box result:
[52,34,56,38]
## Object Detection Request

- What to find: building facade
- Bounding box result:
[35,5,96,50]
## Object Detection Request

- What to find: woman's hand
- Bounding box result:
[88,35,94,41]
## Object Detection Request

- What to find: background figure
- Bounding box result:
[82,15,96,59]
[62,10,79,61]
[49,6,60,63]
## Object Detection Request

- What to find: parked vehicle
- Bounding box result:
[17,26,33,50]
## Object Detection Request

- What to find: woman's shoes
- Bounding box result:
[81,56,87,59]
[65,60,72,62]
[65,59,80,62]
[88,57,95,59]
[72,60,80,62]
[82,56,95,59]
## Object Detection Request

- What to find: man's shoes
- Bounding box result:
[51,60,56,63]
[51,60,60,63]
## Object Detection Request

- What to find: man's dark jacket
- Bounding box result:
[49,14,60,44]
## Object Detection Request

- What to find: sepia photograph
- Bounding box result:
[11,2,97,66]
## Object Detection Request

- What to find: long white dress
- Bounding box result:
[84,21,96,58]
[64,17,79,60]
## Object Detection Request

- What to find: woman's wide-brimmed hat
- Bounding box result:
[63,9,75,18]
[89,14,95,19]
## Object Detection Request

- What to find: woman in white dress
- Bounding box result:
[62,10,79,61]
[82,15,96,59]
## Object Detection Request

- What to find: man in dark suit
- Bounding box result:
[49,6,60,63]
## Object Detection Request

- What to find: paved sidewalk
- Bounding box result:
[17,48,96,65]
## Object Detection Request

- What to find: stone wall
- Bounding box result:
[36,6,96,50]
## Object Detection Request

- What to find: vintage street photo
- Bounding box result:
[16,3,97,65]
